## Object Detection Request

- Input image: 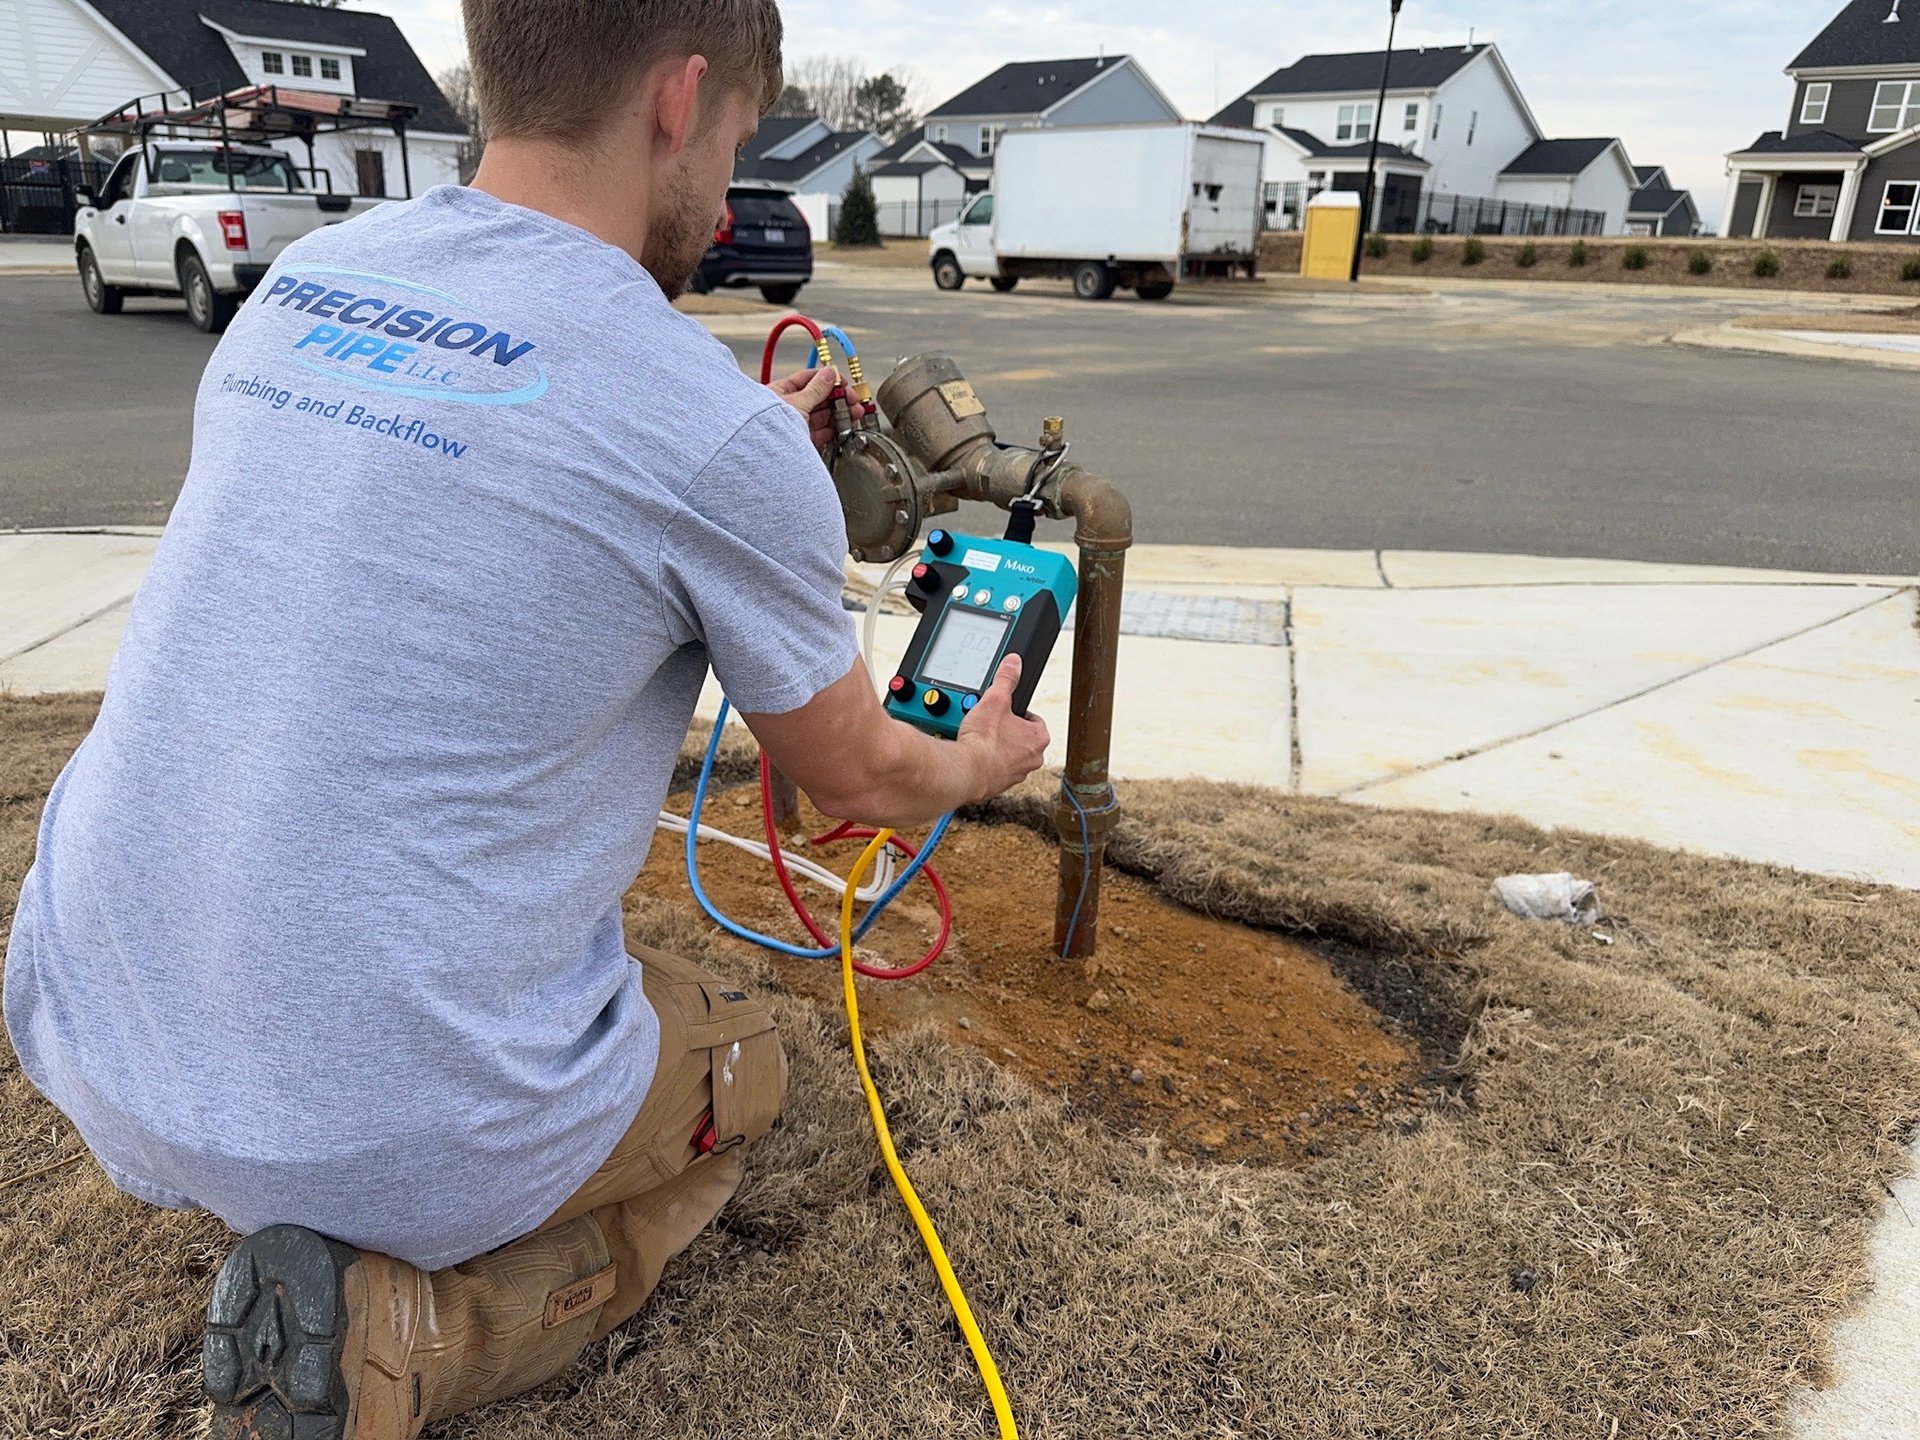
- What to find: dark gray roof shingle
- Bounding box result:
[874,160,956,177]
[873,128,978,168]
[928,57,1126,118]
[745,116,821,160]
[1791,0,1920,69]
[86,0,463,133]
[1273,126,1427,163]
[1731,128,1864,155]
[1629,184,1690,216]
[735,130,871,184]
[1501,137,1620,176]
[1211,42,1489,122]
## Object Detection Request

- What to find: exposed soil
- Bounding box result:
[639,785,1425,1166]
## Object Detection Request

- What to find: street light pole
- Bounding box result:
[1350,0,1406,282]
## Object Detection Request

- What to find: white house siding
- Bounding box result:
[0,0,174,126]
[871,163,965,236]
[292,128,461,198]
[1567,158,1634,233]
[1048,62,1180,126]
[1421,52,1536,198]
[1250,94,1429,157]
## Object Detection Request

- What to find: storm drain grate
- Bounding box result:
[1068,592,1291,647]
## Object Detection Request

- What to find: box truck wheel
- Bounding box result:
[1136,282,1175,301]
[989,276,1019,292]
[1072,261,1117,301]
[932,253,966,291]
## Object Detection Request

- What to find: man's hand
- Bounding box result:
[955,655,1051,802]
[768,366,872,450]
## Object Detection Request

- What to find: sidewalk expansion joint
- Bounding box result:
[1334,588,1909,799]
[0,595,136,669]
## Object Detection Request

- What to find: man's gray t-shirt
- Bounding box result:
[2,186,858,1270]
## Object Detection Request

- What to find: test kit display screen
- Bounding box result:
[918,607,1012,693]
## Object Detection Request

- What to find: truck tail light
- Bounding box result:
[714,202,735,246]
[218,210,248,250]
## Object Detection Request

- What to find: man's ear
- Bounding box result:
[655,54,710,156]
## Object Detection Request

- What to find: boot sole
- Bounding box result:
[205,1224,357,1440]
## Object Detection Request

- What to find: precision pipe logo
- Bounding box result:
[257,265,549,406]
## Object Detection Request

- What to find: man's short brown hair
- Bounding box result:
[463,0,784,141]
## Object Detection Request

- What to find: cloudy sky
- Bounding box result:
[377,1,1844,231]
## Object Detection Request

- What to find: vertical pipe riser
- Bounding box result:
[1054,547,1127,958]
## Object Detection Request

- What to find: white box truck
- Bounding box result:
[927,122,1264,301]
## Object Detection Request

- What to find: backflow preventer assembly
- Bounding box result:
[827,353,1133,960]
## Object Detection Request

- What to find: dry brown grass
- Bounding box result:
[5,695,1920,1438]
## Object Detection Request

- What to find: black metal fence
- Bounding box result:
[1,151,110,235]
[829,197,968,240]
[1382,189,1607,238]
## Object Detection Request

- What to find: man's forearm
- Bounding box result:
[832,718,986,830]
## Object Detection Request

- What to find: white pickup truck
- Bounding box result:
[74,142,384,332]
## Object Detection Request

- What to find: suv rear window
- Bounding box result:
[729,190,802,228]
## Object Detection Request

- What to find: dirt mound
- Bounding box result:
[644,786,1432,1165]
[6,694,1920,1440]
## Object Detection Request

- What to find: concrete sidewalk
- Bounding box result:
[5,527,1919,1436]
[0,237,74,276]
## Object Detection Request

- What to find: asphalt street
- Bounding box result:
[4,264,1916,574]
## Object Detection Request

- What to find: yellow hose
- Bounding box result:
[840,831,1019,1440]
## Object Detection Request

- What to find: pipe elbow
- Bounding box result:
[1058,470,1133,552]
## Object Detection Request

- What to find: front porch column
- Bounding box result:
[1831,165,1864,243]
[1723,169,1745,239]
[1753,174,1777,238]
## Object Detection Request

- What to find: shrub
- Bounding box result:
[1827,255,1854,280]
[1904,257,1920,282]
[1688,250,1713,275]
[1365,233,1389,259]
[1753,249,1781,278]
[833,168,881,247]
[1622,244,1650,271]
[1516,242,1538,268]
[1462,236,1486,265]
[1411,235,1435,263]
[1569,239,1588,267]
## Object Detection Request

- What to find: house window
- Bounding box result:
[929,123,948,144]
[1335,104,1374,143]
[1801,82,1831,125]
[1877,180,1919,233]
[261,50,283,74]
[320,57,341,81]
[1795,183,1840,218]
[1266,106,1285,129]
[978,124,1003,159]
[290,54,313,78]
[1869,80,1920,132]
[1431,103,1443,140]
[1467,110,1479,146]
[355,148,386,198]
[1404,102,1420,133]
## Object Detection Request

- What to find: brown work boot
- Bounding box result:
[204,1216,614,1439]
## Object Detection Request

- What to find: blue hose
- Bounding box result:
[683,700,950,958]
[819,324,859,364]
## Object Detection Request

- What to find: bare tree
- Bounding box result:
[436,62,484,183]
[786,55,865,130]
[767,84,813,119]
[783,56,926,139]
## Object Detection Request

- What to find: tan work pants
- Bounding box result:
[533,943,789,1341]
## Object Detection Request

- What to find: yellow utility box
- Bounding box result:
[1300,191,1363,280]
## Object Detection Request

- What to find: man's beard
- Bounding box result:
[643,173,716,301]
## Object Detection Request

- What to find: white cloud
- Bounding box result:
[381,0,1833,231]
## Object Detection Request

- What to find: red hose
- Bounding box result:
[760,314,825,384]
[758,753,950,980]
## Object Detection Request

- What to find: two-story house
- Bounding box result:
[1211,42,1639,234]
[2,0,466,214]
[915,55,1182,175]
[1723,0,1920,243]
[733,113,884,229]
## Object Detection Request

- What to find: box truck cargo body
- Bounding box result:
[927,122,1264,300]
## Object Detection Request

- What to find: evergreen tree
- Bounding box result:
[835,167,881,247]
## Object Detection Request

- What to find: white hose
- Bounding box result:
[863,550,917,684]
[656,810,897,901]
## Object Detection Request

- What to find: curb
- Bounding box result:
[1670,321,1920,371]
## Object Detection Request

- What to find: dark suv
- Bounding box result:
[692,183,812,305]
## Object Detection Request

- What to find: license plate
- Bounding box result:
[764,228,785,244]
